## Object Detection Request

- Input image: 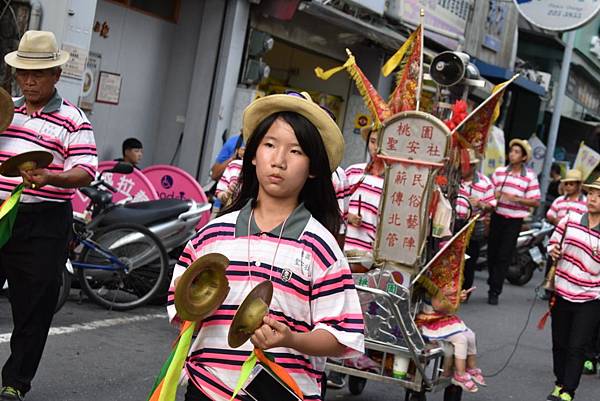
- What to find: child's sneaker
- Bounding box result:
[451,372,478,393]
[546,385,562,401]
[582,360,596,375]
[466,368,486,386]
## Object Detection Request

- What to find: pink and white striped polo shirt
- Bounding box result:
[455,172,496,219]
[546,194,587,222]
[0,92,97,203]
[548,213,600,303]
[167,201,364,401]
[216,159,243,199]
[344,163,384,252]
[491,165,541,219]
[332,166,349,220]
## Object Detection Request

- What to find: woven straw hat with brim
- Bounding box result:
[4,30,69,70]
[509,138,532,162]
[242,92,344,172]
[561,169,583,183]
[583,177,600,192]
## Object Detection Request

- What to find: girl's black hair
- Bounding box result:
[221,111,340,235]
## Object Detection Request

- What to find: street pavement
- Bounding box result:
[1,268,599,401]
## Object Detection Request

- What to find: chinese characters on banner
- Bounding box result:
[377,163,431,266]
[375,112,450,269]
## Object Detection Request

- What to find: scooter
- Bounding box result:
[505,220,555,286]
[55,162,210,312]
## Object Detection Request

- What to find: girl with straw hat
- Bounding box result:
[166,92,364,401]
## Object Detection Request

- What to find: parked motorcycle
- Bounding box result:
[56,162,210,311]
[506,220,555,286]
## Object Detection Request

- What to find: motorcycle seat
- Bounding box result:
[98,199,191,227]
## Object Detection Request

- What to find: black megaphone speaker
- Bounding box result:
[430,51,470,87]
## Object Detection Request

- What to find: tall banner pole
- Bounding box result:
[416,9,425,112]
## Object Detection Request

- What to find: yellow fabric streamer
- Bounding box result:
[314,53,355,80]
[381,26,419,77]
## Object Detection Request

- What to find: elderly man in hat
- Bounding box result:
[486,139,541,305]
[546,177,600,401]
[0,31,97,400]
[455,149,496,296]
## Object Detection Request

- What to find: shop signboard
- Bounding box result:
[513,0,600,32]
[386,0,474,49]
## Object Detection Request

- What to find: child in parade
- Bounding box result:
[416,288,486,393]
[167,92,365,401]
[344,125,384,259]
[546,178,600,401]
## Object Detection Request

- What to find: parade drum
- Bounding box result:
[0,87,14,133]
[142,164,210,229]
[72,161,159,215]
[175,253,230,322]
[228,280,273,348]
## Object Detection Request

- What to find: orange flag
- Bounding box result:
[417,215,478,313]
[385,25,423,114]
[452,75,519,157]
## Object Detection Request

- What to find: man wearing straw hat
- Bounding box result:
[487,138,541,305]
[546,177,600,401]
[0,31,97,400]
[546,169,587,226]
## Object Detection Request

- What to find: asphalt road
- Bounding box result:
[1,268,598,401]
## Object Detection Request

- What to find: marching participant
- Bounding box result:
[546,169,587,226]
[167,92,364,401]
[0,31,97,400]
[455,149,496,293]
[546,177,600,401]
[344,125,384,255]
[487,139,541,305]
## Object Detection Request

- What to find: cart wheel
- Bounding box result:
[348,376,367,395]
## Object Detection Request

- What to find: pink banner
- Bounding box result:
[142,165,210,229]
[72,161,159,215]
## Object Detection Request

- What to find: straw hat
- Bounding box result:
[509,138,532,162]
[583,177,600,192]
[242,92,344,172]
[4,31,69,70]
[561,169,583,183]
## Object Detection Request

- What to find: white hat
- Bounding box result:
[4,31,69,70]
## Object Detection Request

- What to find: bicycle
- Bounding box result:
[57,163,169,311]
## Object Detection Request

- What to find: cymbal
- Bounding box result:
[0,87,14,133]
[228,280,273,348]
[174,253,230,322]
[0,151,53,177]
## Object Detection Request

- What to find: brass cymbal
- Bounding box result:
[228,280,273,348]
[0,87,14,133]
[174,253,230,322]
[0,151,53,177]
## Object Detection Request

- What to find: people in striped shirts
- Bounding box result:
[215,159,243,208]
[487,139,541,305]
[0,31,97,401]
[455,149,496,294]
[331,166,349,247]
[169,92,364,401]
[546,169,587,226]
[344,125,384,266]
[546,177,600,401]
